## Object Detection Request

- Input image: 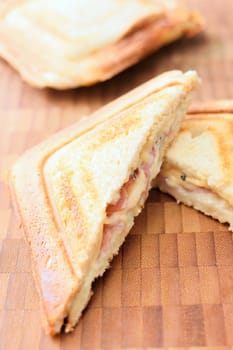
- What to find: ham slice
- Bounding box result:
[101,223,125,252]
[101,146,157,252]
[106,176,135,215]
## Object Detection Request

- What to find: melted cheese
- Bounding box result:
[159,175,233,230]
[105,169,147,225]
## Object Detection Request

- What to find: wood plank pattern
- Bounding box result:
[0,0,233,349]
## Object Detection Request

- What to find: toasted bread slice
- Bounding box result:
[157,100,233,230]
[10,70,199,334]
[0,0,203,88]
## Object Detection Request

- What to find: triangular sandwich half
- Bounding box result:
[157,100,233,230]
[10,70,199,335]
[0,0,203,88]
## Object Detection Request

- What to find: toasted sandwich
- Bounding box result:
[10,70,199,335]
[0,0,203,89]
[157,100,233,230]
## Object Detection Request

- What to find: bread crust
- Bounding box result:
[188,100,233,114]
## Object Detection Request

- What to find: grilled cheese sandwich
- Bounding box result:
[10,70,199,334]
[157,100,233,230]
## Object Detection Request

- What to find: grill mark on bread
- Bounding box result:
[183,115,233,180]
[43,163,99,276]
[88,115,143,148]
[216,122,233,179]
[41,158,79,279]
[58,172,101,272]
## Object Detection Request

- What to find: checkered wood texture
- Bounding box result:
[1,0,233,349]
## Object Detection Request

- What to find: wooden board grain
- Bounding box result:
[0,0,233,349]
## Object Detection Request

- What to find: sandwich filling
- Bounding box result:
[102,145,156,252]
[101,128,174,253]
[158,171,233,229]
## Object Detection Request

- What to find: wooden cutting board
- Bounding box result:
[0,0,233,349]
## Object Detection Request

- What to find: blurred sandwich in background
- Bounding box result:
[0,0,203,88]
